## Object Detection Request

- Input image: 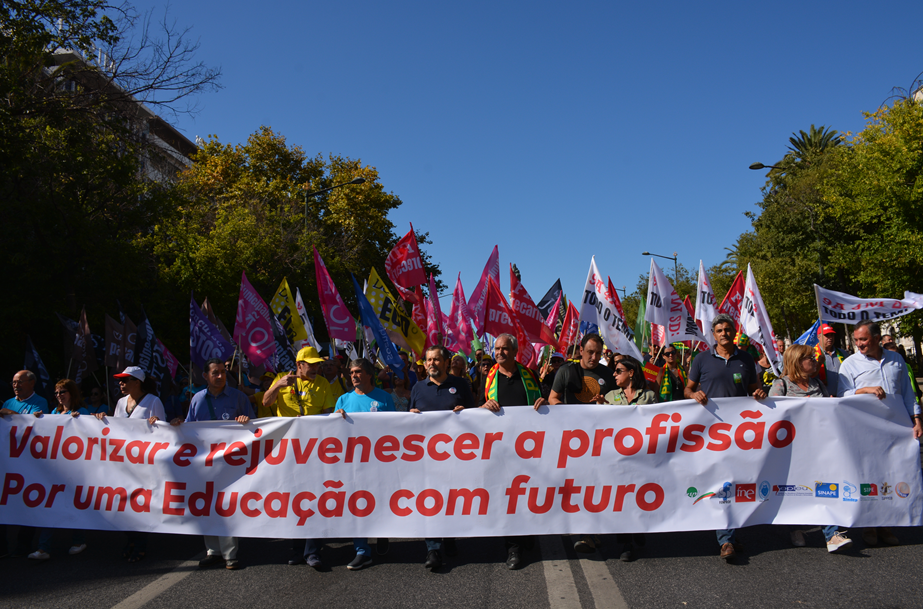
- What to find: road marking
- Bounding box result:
[110,552,205,609]
[539,536,582,609]
[579,554,628,609]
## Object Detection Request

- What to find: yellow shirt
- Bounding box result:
[271,373,336,417]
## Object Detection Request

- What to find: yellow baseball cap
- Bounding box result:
[296,346,325,364]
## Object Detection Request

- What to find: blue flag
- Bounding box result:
[794,320,821,346]
[351,275,405,379]
[190,295,235,371]
[24,335,52,402]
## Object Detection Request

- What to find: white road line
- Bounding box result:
[579,555,628,609]
[539,536,583,609]
[110,552,205,609]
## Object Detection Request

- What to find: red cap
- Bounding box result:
[818,324,836,335]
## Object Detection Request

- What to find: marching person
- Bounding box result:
[549,333,615,405]
[172,358,253,570]
[837,320,922,547]
[655,345,686,402]
[685,314,766,562]
[815,324,849,397]
[480,333,546,569]
[1,370,49,415]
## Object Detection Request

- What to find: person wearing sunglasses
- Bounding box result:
[86,386,109,415]
[655,346,686,402]
[605,358,657,406]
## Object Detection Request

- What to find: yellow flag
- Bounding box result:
[366,267,426,355]
[270,277,308,345]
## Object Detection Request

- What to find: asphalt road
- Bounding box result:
[2,524,922,609]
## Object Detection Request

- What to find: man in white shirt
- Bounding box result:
[837,320,923,547]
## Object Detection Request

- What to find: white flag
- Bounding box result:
[644,259,709,345]
[579,257,641,359]
[739,264,781,375]
[695,260,718,348]
[293,288,322,352]
[814,285,923,325]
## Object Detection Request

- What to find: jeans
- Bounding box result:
[822,525,839,541]
[716,529,736,545]
[38,528,86,552]
[352,538,371,556]
[424,538,442,552]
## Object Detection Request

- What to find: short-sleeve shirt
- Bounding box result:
[409,374,475,412]
[551,362,615,404]
[113,394,167,420]
[336,388,395,413]
[495,368,529,407]
[271,374,337,417]
[688,348,757,398]
[51,407,90,416]
[605,388,658,405]
[3,393,49,415]
[186,385,254,421]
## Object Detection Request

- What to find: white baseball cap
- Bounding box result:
[113,366,146,382]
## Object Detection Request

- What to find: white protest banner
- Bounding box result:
[695,260,718,348]
[739,264,781,375]
[644,259,709,346]
[580,257,641,359]
[293,288,322,352]
[814,285,923,325]
[2,397,920,538]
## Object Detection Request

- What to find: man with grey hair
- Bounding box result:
[685,313,765,561]
[838,319,922,547]
[1,370,49,415]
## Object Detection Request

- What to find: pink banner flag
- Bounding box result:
[313,247,357,342]
[483,277,534,367]
[509,265,556,345]
[544,291,562,343]
[232,271,277,367]
[467,245,499,335]
[441,312,462,353]
[411,286,429,354]
[428,273,445,343]
[384,224,426,303]
[157,338,180,379]
[557,302,580,355]
[451,274,475,354]
[424,299,441,351]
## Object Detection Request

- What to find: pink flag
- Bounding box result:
[607,277,625,321]
[441,312,462,353]
[313,247,357,341]
[544,291,562,344]
[424,299,441,351]
[451,274,475,354]
[411,285,429,354]
[467,245,499,335]
[157,338,180,379]
[428,273,445,343]
[232,271,277,367]
[483,277,534,367]
[509,265,556,345]
[384,224,426,303]
[557,302,580,355]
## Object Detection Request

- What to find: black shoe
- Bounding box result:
[619,543,634,562]
[376,538,390,555]
[347,553,372,570]
[306,554,322,570]
[287,553,305,566]
[443,538,458,557]
[198,554,224,569]
[506,549,522,570]
[424,550,442,570]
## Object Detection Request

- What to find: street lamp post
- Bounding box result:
[304,177,366,230]
[642,251,678,286]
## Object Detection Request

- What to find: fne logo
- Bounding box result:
[735,484,756,502]
[815,482,838,498]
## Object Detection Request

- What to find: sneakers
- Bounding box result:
[790,530,806,547]
[68,544,87,555]
[573,536,598,553]
[28,550,50,561]
[506,549,522,570]
[198,554,224,569]
[347,553,372,570]
[225,559,240,570]
[719,542,736,560]
[376,538,390,555]
[826,533,852,553]
[305,554,322,569]
[287,552,305,565]
[424,550,442,570]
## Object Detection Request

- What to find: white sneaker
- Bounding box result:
[28,550,51,560]
[790,530,806,547]
[68,544,87,555]
[827,533,852,553]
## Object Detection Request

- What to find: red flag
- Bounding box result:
[651,323,665,347]
[428,273,445,344]
[384,224,426,303]
[557,302,580,355]
[544,291,562,343]
[450,274,475,354]
[607,277,625,321]
[509,265,556,345]
[484,277,534,366]
[717,270,745,330]
[424,299,441,352]
[313,247,357,341]
[411,286,429,353]
[467,245,500,335]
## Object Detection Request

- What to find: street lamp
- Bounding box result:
[304,177,366,229]
[749,162,782,171]
[642,251,678,286]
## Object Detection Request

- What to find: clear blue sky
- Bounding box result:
[134,0,923,311]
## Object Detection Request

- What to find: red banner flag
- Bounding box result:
[557,302,580,355]
[450,274,475,355]
[428,273,445,344]
[411,286,429,354]
[384,224,426,303]
[509,265,556,345]
[607,277,625,321]
[467,245,500,335]
[717,270,745,330]
[484,277,533,366]
[313,247,357,342]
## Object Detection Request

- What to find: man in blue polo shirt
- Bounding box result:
[1,370,49,415]
[172,358,253,570]
[408,345,475,570]
[685,313,766,562]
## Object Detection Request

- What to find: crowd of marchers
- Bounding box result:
[2,317,921,571]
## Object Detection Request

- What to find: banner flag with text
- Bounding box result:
[814,285,923,325]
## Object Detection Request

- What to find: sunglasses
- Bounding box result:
[54,390,69,396]
[663,352,675,356]
[614,368,629,375]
